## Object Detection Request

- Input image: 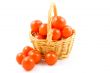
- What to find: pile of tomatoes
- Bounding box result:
[16,16,75,71]
[31,16,75,40]
[16,46,57,71]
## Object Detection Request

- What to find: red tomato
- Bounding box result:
[31,20,42,33]
[52,16,66,30]
[28,50,41,64]
[39,23,47,35]
[22,46,33,56]
[61,26,73,38]
[52,29,61,41]
[45,51,58,65]
[16,53,25,64]
[22,56,35,71]
[35,33,46,39]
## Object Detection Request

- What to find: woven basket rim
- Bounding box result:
[30,31,76,42]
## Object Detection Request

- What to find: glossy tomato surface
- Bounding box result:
[62,26,73,38]
[52,16,66,30]
[22,56,35,71]
[45,51,58,65]
[28,50,41,64]
[22,46,33,56]
[39,23,47,36]
[52,28,61,41]
[16,53,25,64]
[31,20,42,33]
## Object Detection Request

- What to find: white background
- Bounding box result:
[0,0,110,73]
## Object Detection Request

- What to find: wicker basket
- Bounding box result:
[30,3,75,59]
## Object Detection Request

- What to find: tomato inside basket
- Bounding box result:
[31,16,75,41]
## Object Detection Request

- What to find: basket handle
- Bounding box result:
[47,3,58,43]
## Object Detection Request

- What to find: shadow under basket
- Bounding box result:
[30,33,75,60]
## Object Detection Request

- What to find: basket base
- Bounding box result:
[30,31,75,60]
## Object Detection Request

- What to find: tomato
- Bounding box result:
[28,50,41,64]
[45,51,58,65]
[52,16,66,30]
[16,53,25,64]
[61,26,73,38]
[35,33,46,39]
[52,29,61,41]
[31,20,42,33]
[22,46,33,56]
[39,23,47,35]
[22,56,35,71]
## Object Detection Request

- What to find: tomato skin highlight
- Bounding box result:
[52,16,66,30]
[16,53,25,64]
[22,56,35,71]
[31,20,42,33]
[52,28,61,41]
[61,26,73,38]
[22,46,33,56]
[45,51,58,65]
[28,50,42,64]
[39,23,47,36]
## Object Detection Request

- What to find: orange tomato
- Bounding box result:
[31,20,42,33]
[39,23,47,35]
[61,26,73,38]
[28,50,41,64]
[52,28,61,41]
[45,51,58,65]
[52,16,66,30]
[16,53,25,64]
[22,46,33,56]
[22,56,35,71]
[35,33,46,39]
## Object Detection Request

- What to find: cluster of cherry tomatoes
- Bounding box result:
[31,16,75,40]
[16,46,57,71]
[16,16,75,71]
